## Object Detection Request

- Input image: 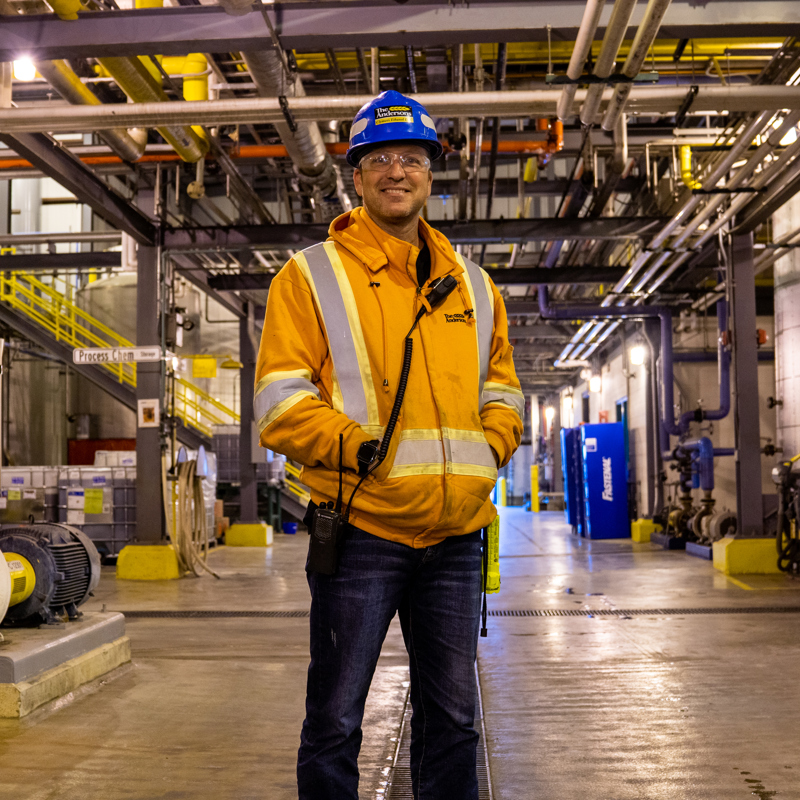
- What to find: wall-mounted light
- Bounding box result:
[13,59,36,82]
[629,344,646,366]
[545,406,555,425]
[589,374,602,393]
[563,394,573,420]
[580,368,591,381]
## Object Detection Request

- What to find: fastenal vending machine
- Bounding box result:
[579,422,630,539]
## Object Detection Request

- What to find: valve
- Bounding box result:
[768,397,783,409]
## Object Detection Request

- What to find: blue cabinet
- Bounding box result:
[560,427,585,535]
[579,423,630,539]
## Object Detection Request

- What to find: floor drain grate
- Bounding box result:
[121,610,310,619]
[487,606,800,618]
[386,667,492,799]
[119,607,800,620]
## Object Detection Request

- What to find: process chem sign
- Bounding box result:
[72,347,162,365]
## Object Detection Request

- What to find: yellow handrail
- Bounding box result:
[0,270,239,436]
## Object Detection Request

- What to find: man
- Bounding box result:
[255,90,523,800]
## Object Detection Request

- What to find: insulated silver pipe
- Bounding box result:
[241,49,338,197]
[556,0,606,121]
[5,87,800,134]
[601,0,673,131]
[579,0,638,126]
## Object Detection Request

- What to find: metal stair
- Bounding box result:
[0,270,239,448]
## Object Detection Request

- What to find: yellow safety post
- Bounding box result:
[531,465,540,512]
[713,537,782,575]
[631,518,662,543]
[226,523,273,547]
[498,477,507,507]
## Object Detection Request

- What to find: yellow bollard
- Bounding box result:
[498,477,507,507]
[531,465,540,512]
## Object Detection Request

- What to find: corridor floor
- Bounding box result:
[1,508,800,800]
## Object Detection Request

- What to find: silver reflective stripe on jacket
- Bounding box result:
[388,429,498,480]
[482,382,525,421]
[254,370,320,433]
[457,254,494,410]
[301,243,369,423]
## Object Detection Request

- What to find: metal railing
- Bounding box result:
[0,270,239,437]
[284,461,311,505]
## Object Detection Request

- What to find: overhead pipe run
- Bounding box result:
[42,0,207,163]
[579,0,638,127]
[0,0,145,162]
[601,0,673,131]
[216,0,340,206]
[556,0,606,121]
[5,87,800,135]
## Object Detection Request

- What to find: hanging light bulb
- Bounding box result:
[589,374,602,393]
[13,59,36,82]
[629,345,646,366]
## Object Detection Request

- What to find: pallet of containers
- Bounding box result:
[0,466,59,524]
[58,466,128,558]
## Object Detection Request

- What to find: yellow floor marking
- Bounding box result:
[726,575,796,591]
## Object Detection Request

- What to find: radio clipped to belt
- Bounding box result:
[308,275,458,575]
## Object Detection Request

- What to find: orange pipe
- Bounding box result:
[0,121,565,170]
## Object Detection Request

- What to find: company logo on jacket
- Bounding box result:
[601,457,613,502]
[445,313,467,324]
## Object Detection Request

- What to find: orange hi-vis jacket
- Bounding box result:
[255,207,523,547]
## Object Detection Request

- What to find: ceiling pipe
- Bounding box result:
[6,87,800,134]
[236,48,340,205]
[642,117,800,294]
[556,0,606,121]
[609,109,774,295]
[41,0,207,163]
[601,0,673,131]
[34,61,146,163]
[578,0,638,127]
[0,0,145,163]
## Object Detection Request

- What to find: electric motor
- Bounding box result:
[0,523,101,626]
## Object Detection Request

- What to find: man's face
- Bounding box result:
[353,144,433,226]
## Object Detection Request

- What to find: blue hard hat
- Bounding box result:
[346,90,443,168]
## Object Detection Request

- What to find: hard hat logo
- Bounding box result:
[346,89,444,168]
[374,105,413,125]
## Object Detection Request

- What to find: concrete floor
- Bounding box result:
[1,508,800,799]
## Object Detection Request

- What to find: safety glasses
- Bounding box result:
[359,152,431,173]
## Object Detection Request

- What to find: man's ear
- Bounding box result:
[353,169,364,198]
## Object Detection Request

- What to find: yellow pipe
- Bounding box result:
[680,145,702,190]
[97,56,208,162]
[46,0,84,21]
[163,53,209,140]
[33,60,145,161]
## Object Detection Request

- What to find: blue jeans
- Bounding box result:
[297,526,483,800]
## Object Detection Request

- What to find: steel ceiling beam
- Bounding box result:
[0,133,157,245]
[167,218,664,254]
[0,252,122,271]
[0,3,794,60]
[206,265,629,292]
[171,253,245,318]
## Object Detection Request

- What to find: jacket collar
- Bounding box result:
[328,207,464,281]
